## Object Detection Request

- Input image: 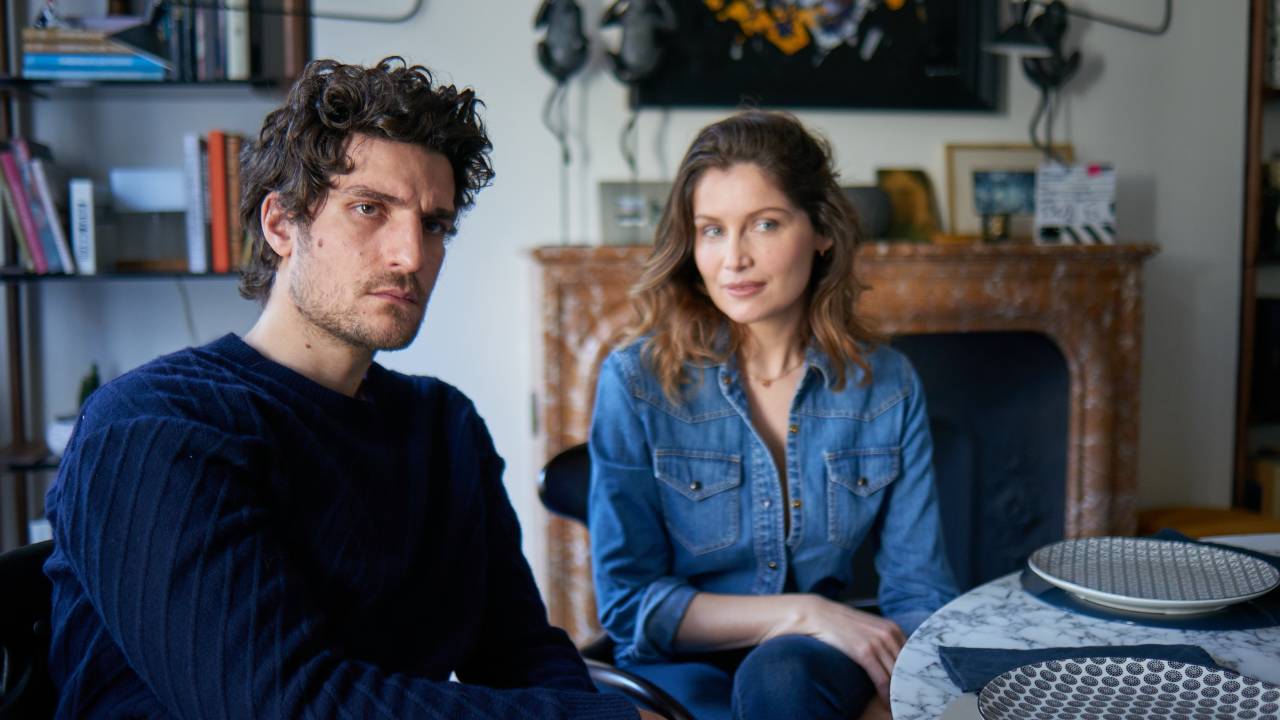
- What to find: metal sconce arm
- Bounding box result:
[1025,0,1173,37]
[163,0,426,25]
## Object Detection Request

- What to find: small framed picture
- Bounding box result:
[598,181,671,246]
[945,143,1074,241]
[875,168,941,242]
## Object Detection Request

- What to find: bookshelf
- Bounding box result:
[0,0,309,550]
[1239,0,1280,512]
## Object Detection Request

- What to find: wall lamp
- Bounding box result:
[987,0,1173,160]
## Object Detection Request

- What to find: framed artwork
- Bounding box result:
[876,168,941,242]
[634,0,1000,110]
[945,143,1074,241]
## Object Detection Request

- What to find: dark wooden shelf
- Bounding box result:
[5,458,58,473]
[0,444,53,471]
[0,76,281,90]
[0,271,241,282]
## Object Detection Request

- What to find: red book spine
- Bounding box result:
[0,151,49,273]
[207,130,230,273]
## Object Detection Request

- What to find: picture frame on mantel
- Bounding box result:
[598,181,671,246]
[633,0,1000,110]
[945,143,1074,241]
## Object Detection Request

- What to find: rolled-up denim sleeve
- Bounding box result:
[875,359,959,637]
[588,352,697,664]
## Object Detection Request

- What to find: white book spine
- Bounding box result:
[183,133,209,273]
[69,178,96,275]
[225,0,250,81]
[32,159,75,273]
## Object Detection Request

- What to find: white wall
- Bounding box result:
[22,1,1249,587]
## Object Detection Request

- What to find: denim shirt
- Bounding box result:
[587,340,958,666]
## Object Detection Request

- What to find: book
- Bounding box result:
[249,0,282,82]
[182,132,209,273]
[225,0,250,81]
[22,50,167,80]
[0,152,49,273]
[23,53,169,70]
[22,42,133,54]
[207,129,230,273]
[167,3,193,81]
[225,134,244,268]
[30,158,75,273]
[0,180,35,272]
[11,139,65,273]
[0,193,7,267]
[194,3,209,81]
[283,0,310,81]
[69,179,97,275]
[199,3,222,80]
[21,68,167,81]
[22,27,133,56]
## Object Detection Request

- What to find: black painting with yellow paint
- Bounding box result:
[634,0,999,110]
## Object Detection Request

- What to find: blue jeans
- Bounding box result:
[618,635,875,720]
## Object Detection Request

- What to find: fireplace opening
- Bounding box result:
[851,332,1070,595]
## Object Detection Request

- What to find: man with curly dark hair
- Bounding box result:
[42,58,645,719]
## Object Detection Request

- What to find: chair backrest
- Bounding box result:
[0,540,56,720]
[538,443,591,525]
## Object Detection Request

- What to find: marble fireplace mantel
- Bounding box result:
[533,242,1157,644]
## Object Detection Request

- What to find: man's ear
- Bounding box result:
[260,192,297,260]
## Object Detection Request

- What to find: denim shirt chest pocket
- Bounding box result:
[653,449,743,555]
[824,447,901,549]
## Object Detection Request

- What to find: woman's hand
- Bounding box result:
[770,594,906,702]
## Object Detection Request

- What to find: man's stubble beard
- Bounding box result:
[287,228,427,352]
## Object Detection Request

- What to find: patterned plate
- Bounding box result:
[1028,537,1280,615]
[978,658,1280,720]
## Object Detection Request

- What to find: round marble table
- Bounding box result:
[889,572,1280,720]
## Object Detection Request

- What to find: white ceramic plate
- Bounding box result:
[978,658,1280,720]
[1028,537,1280,615]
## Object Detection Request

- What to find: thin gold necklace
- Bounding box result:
[751,359,806,388]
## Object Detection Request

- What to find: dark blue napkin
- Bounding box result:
[1151,528,1280,573]
[937,644,1220,693]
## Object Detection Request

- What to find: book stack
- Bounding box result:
[0,138,76,275]
[21,0,309,84]
[172,0,310,82]
[22,26,166,81]
[163,1,250,82]
[184,130,252,274]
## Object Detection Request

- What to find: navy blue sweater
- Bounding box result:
[43,334,635,719]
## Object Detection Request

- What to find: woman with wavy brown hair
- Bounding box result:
[588,110,957,720]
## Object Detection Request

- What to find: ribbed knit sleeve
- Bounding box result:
[454,405,600,692]
[47,386,637,720]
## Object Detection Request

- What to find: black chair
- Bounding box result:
[539,444,694,720]
[0,540,56,720]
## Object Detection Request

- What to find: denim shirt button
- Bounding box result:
[761,499,771,508]
[788,423,799,434]
[767,561,778,570]
[721,375,731,385]
[689,481,702,491]
[791,499,802,509]
[857,477,868,487]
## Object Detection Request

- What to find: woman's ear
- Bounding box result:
[817,235,834,257]
[260,193,296,260]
